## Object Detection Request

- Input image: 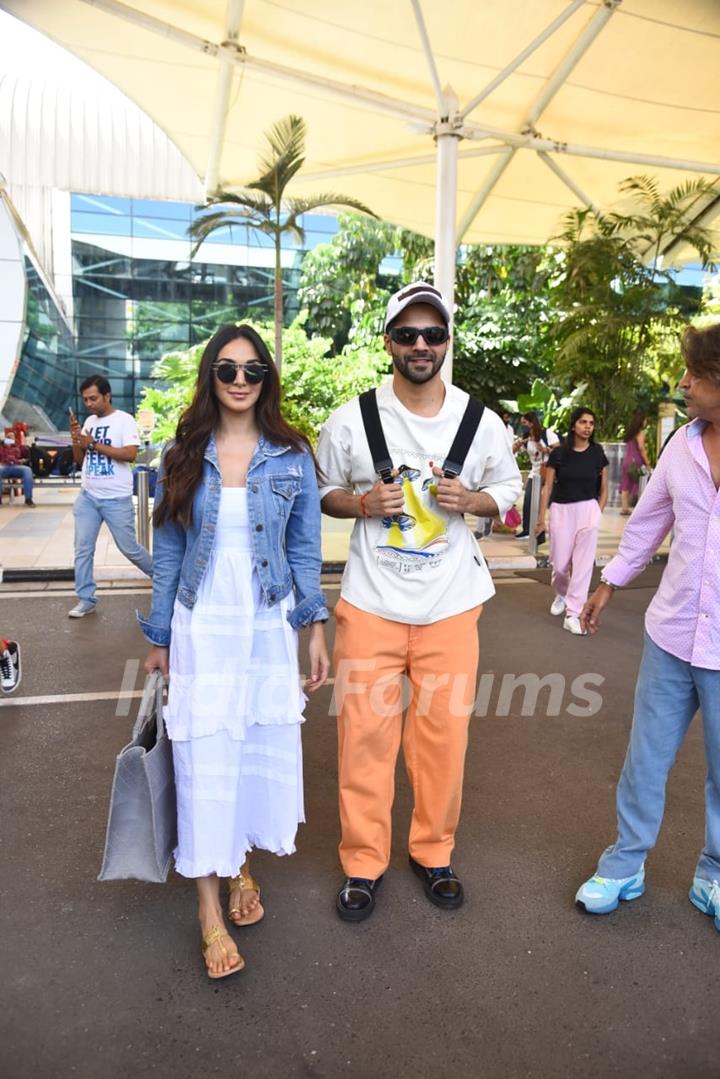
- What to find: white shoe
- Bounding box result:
[563,614,586,636]
[550,595,566,616]
[68,601,96,618]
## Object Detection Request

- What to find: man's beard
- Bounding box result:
[391,348,446,384]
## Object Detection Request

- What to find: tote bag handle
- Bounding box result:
[132,669,168,740]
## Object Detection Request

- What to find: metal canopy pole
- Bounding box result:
[456,147,515,243]
[78,0,720,180]
[537,151,601,215]
[456,1,621,243]
[205,0,245,197]
[461,127,720,176]
[524,0,622,132]
[461,0,587,120]
[298,144,506,183]
[434,87,461,382]
[410,0,461,381]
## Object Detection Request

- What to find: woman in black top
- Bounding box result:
[536,407,609,635]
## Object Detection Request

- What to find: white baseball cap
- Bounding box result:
[384,281,450,331]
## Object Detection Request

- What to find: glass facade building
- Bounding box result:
[11,256,76,429]
[9,193,339,428]
[68,193,338,418]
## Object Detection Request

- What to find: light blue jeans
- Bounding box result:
[598,631,720,884]
[73,490,153,603]
[0,464,33,501]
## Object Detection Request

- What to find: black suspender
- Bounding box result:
[358,388,485,481]
[442,396,485,478]
[359,390,395,484]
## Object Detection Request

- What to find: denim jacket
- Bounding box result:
[137,433,328,646]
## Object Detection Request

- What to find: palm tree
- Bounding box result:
[604,174,717,276]
[551,175,717,435]
[189,114,376,370]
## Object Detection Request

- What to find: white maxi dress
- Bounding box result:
[166,487,306,878]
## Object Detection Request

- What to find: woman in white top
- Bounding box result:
[515,411,557,541]
[142,325,330,979]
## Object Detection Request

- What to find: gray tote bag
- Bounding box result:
[98,670,177,883]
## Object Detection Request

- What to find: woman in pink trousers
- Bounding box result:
[535,407,609,635]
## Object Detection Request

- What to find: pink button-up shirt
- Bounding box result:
[603,420,720,670]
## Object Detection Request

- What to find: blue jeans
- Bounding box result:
[0,464,33,501]
[598,631,720,884]
[73,490,153,603]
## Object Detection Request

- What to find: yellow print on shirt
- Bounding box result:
[377,465,448,569]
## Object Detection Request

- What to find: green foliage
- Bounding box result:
[695,276,720,326]
[167,172,716,446]
[297,213,437,353]
[297,213,396,348]
[137,341,207,443]
[550,175,716,435]
[281,322,388,441]
[137,318,387,447]
[499,378,589,437]
[452,246,560,406]
[299,220,561,406]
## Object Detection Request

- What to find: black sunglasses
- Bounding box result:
[212,360,268,385]
[388,326,449,346]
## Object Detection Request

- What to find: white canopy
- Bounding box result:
[2,0,719,318]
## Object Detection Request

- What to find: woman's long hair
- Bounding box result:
[623,409,646,443]
[154,324,310,528]
[565,406,597,450]
[521,410,544,443]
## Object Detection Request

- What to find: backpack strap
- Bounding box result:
[359,388,485,484]
[442,396,485,478]
[359,389,395,484]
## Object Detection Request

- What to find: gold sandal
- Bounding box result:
[228,871,265,927]
[202,925,244,980]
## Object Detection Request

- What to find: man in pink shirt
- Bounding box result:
[574,323,720,931]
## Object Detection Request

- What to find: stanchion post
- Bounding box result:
[136,469,150,550]
[527,473,542,557]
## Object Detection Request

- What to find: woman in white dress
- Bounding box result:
[140,324,329,979]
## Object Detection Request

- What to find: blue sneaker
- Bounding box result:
[688,876,720,931]
[575,868,645,914]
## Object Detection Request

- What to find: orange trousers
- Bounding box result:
[333,597,481,878]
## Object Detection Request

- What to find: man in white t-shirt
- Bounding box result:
[317,282,521,921]
[68,375,152,617]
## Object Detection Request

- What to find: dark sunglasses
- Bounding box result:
[388,326,449,346]
[212,360,268,385]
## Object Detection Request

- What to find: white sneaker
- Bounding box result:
[563,614,587,636]
[550,595,566,616]
[0,640,21,694]
[68,601,96,618]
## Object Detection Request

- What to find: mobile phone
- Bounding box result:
[68,406,77,425]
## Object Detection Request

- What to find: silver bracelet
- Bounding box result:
[599,574,617,590]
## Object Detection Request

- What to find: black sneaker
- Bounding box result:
[336,875,383,922]
[409,855,464,910]
[0,640,21,694]
[24,498,36,507]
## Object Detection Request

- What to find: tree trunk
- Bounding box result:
[274,236,283,374]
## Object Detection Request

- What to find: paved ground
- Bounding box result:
[0,484,670,577]
[1,572,717,1079]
